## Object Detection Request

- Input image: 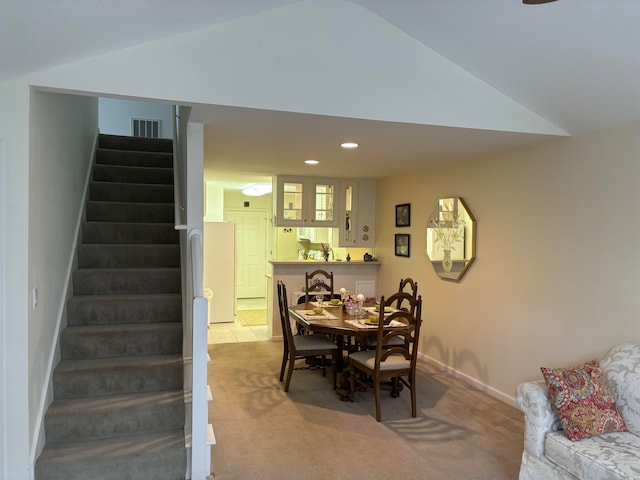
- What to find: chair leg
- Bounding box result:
[348,366,355,402]
[279,346,288,382]
[410,372,417,417]
[331,351,337,390]
[284,353,295,392]
[321,354,327,377]
[374,379,382,422]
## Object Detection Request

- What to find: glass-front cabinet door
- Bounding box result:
[313,182,334,223]
[275,176,338,227]
[282,181,303,222]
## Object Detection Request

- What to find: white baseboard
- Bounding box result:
[417,352,517,408]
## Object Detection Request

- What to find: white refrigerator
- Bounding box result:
[203,221,236,324]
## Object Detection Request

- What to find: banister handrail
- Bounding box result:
[172,105,189,230]
[189,230,203,298]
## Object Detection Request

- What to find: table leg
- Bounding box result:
[335,334,345,370]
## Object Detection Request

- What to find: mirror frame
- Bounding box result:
[426,197,476,281]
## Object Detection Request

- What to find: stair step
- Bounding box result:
[86,201,174,223]
[73,268,181,295]
[60,323,182,359]
[44,390,185,443]
[90,181,174,203]
[82,222,179,244]
[34,430,187,480]
[78,244,180,268]
[53,354,183,399]
[97,149,173,168]
[93,164,174,185]
[67,294,182,326]
[99,134,173,153]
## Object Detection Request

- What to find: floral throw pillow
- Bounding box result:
[541,359,627,441]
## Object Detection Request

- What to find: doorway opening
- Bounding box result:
[208,208,270,345]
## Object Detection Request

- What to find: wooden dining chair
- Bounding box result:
[348,293,423,422]
[396,277,418,311]
[276,280,338,392]
[303,269,335,303]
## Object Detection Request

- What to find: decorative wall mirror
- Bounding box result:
[426,197,476,281]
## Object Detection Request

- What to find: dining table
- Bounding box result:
[288,300,400,367]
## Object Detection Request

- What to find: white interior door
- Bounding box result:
[225,209,267,298]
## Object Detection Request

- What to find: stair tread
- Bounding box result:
[84,221,176,226]
[91,180,174,187]
[36,429,186,468]
[97,148,173,156]
[48,389,184,414]
[63,322,181,334]
[79,243,179,247]
[76,266,180,272]
[87,200,175,206]
[69,293,181,300]
[98,134,173,153]
[38,429,185,454]
[57,354,182,372]
[95,163,174,170]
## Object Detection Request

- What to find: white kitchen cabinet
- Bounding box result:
[338,179,375,248]
[274,176,338,227]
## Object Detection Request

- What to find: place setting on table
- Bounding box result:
[290,290,403,333]
[295,293,342,321]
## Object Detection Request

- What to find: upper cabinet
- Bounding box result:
[337,179,375,248]
[274,176,376,247]
[274,176,338,227]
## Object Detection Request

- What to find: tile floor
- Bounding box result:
[207,297,270,345]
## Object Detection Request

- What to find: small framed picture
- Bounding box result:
[395,234,410,257]
[395,203,411,227]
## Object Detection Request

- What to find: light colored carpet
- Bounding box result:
[235,309,267,326]
[207,341,524,480]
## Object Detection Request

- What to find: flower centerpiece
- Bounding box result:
[320,243,333,262]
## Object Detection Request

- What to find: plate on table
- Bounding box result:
[374,306,393,313]
[328,299,343,306]
[364,316,379,325]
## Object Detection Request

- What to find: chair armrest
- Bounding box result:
[516,380,563,457]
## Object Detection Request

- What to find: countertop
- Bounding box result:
[269,260,381,265]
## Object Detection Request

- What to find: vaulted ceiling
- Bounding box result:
[3,0,639,185]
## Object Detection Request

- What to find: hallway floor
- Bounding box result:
[207,297,269,345]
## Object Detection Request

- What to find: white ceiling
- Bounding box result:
[3,0,640,189]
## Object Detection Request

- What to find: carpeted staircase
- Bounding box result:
[35,134,187,480]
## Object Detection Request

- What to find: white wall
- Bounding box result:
[29,1,563,136]
[376,120,640,404]
[98,98,173,139]
[0,78,32,480]
[28,91,98,459]
[0,138,6,478]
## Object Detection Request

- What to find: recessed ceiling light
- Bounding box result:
[305,159,319,165]
[341,142,358,149]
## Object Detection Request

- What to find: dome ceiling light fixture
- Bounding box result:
[523,0,558,4]
[304,159,319,165]
[242,183,272,196]
[341,142,358,149]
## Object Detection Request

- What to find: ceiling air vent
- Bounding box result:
[131,118,161,138]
